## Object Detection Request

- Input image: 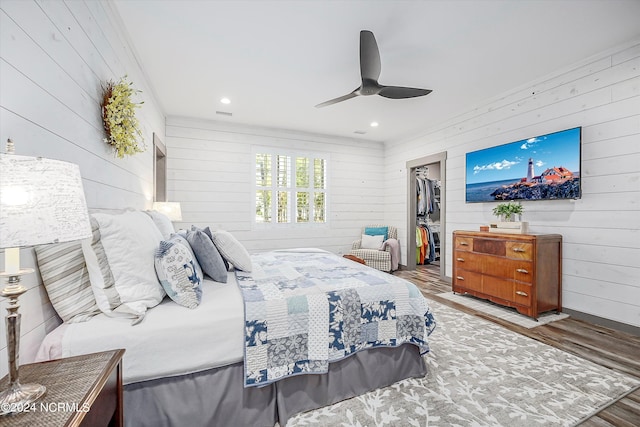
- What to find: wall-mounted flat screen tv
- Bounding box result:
[465,127,581,202]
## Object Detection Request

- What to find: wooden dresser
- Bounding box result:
[452,230,562,319]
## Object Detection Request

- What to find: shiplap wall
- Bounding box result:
[384,41,640,328]
[1,3,638,383]
[165,117,385,254]
[0,0,164,374]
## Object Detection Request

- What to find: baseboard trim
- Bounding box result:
[561,308,640,337]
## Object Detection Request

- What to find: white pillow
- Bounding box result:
[83,211,166,324]
[361,233,384,250]
[144,210,175,240]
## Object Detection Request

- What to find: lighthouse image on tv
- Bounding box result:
[465,127,581,202]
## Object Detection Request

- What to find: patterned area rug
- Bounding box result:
[437,292,569,328]
[286,301,640,427]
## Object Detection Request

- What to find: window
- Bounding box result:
[254,150,327,225]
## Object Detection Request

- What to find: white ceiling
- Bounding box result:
[113,0,640,143]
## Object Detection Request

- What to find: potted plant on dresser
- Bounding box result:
[490,201,527,234]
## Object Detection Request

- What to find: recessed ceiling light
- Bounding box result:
[220,97,231,104]
[370,121,379,127]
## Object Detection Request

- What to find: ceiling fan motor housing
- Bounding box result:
[358,79,381,96]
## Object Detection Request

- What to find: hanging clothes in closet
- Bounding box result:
[416,176,429,216]
[416,223,436,265]
[416,175,440,216]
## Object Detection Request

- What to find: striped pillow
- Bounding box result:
[35,241,101,323]
[211,230,252,272]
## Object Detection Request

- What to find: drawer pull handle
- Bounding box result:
[456,258,465,262]
[516,268,529,274]
[456,276,465,281]
[516,291,528,297]
[460,242,469,246]
[512,248,526,253]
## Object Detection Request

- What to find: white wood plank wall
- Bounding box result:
[165,117,386,255]
[0,0,164,375]
[1,1,638,382]
[384,41,640,328]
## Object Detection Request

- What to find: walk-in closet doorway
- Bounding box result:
[406,152,447,282]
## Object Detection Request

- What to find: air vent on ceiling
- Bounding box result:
[216,111,232,116]
[354,130,367,135]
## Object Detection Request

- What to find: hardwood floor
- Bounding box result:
[394,264,640,426]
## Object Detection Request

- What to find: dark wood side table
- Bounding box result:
[343,254,366,265]
[0,349,125,427]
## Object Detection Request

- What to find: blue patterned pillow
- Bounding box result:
[154,238,203,308]
[170,234,204,280]
[365,226,389,241]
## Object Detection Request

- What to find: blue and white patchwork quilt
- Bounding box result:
[236,249,436,387]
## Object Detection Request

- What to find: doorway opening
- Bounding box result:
[406,152,447,282]
[153,133,167,202]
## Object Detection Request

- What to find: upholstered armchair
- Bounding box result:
[349,225,399,272]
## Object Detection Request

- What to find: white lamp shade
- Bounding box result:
[152,202,182,221]
[0,155,92,248]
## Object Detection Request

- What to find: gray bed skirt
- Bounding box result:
[124,344,426,427]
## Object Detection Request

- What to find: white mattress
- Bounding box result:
[36,272,244,385]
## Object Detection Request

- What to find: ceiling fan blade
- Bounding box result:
[315,91,358,108]
[378,86,432,99]
[360,30,381,82]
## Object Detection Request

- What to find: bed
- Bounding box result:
[34,211,436,426]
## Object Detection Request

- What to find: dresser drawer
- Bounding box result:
[455,236,473,250]
[484,258,533,284]
[513,263,533,283]
[472,238,506,256]
[481,276,514,302]
[453,269,482,291]
[506,242,533,260]
[514,283,533,306]
[454,251,483,273]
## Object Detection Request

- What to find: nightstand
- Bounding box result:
[0,349,125,427]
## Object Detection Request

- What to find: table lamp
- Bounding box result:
[152,201,182,221]
[0,143,91,413]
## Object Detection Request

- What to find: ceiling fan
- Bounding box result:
[315,30,432,108]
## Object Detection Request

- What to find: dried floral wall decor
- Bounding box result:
[101,76,145,158]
